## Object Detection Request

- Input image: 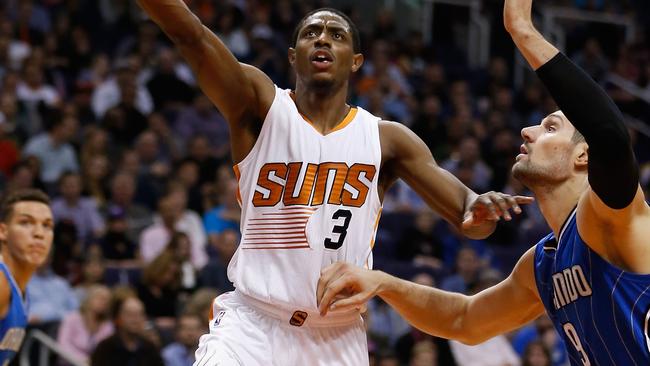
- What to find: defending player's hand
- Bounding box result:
[462,192,534,229]
[317,263,383,317]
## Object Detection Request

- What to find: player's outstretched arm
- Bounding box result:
[137,0,274,162]
[379,121,533,239]
[505,0,650,260]
[317,248,545,344]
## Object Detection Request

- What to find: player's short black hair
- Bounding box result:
[291,8,361,54]
[0,189,50,222]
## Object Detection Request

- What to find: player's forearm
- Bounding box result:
[137,0,204,45]
[506,7,638,208]
[376,272,477,344]
[535,54,638,209]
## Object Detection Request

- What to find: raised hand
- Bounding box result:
[462,192,534,229]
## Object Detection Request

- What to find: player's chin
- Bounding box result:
[26,251,50,267]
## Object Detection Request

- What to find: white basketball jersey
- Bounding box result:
[229,86,383,312]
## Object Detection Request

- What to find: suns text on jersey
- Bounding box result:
[253,162,376,208]
[552,265,592,310]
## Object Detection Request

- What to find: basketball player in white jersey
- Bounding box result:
[137,2,532,365]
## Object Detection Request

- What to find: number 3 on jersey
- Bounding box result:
[324,209,352,249]
[563,323,591,365]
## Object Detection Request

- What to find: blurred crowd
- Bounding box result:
[0,0,649,365]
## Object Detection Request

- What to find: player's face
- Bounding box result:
[0,201,54,268]
[513,111,584,189]
[289,11,363,90]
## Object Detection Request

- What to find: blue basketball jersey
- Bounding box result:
[534,208,650,365]
[0,263,27,366]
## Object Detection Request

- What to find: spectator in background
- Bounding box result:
[164,231,196,293]
[161,312,204,366]
[51,171,105,245]
[90,294,164,366]
[573,37,609,82]
[409,340,438,366]
[139,194,180,264]
[105,170,152,242]
[447,269,520,366]
[99,205,139,268]
[16,60,61,135]
[81,153,111,207]
[441,135,493,192]
[22,109,78,191]
[26,258,79,327]
[202,168,240,241]
[185,134,223,186]
[440,246,484,294]
[146,48,194,110]
[57,284,114,365]
[0,115,19,184]
[198,228,237,293]
[73,254,107,303]
[91,58,153,119]
[173,94,230,158]
[522,340,552,366]
[137,250,181,333]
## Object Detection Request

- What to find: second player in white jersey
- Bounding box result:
[232,86,382,312]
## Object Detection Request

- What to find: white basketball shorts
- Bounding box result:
[192,290,369,366]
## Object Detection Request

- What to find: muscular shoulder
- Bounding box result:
[512,247,541,299]
[0,269,11,318]
[378,120,429,161]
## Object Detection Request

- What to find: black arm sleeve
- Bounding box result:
[535,52,638,209]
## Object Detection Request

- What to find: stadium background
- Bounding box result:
[1,0,649,365]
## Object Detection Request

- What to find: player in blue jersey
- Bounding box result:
[317,0,650,364]
[0,189,53,365]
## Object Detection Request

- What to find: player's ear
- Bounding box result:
[288,48,296,68]
[351,53,364,73]
[575,142,588,168]
[0,222,7,242]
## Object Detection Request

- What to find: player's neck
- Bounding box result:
[0,255,34,294]
[293,83,351,134]
[534,176,588,238]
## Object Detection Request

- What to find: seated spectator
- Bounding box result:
[90,294,163,366]
[161,312,204,366]
[26,260,79,327]
[440,136,492,192]
[100,205,139,267]
[409,340,438,366]
[164,231,196,292]
[203,171,240,243]
[73,254,107,303]
[57,285,114,364]
[137,251,181,332]
[522,340,552,366]
[183,288,219,322]
[440,246,484,294]
[51,171,105,245]
[22,110,79,191]
[173,95,230,158]
[198,229,237,293]
[105,170,153,243]
[140,184,207,270]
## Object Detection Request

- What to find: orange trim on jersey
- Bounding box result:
[369,208,383,250]
[208,298,216,321]
[289,91,358,136]
[232,165,243,206]
[329,107,358,133]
